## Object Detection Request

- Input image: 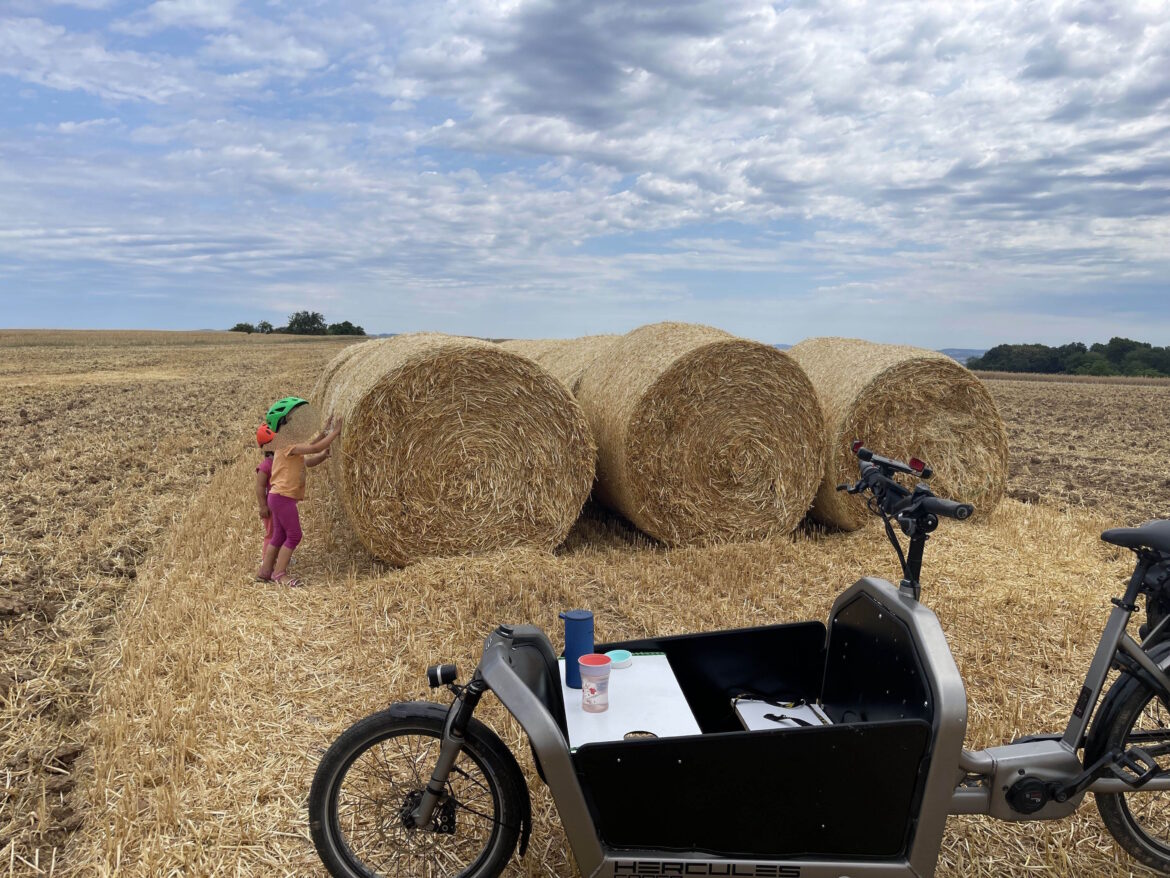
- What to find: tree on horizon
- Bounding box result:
[967,337,1170,377]
[285,311,328,335]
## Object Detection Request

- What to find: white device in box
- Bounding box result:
[733,698,832,731]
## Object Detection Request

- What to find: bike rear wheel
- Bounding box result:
[309,706,525,878]
[1094,682,1170,873]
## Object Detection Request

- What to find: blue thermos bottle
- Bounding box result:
[560,609,594,689]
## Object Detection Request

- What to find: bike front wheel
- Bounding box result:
[309,705,526,878]
[1094,680,1170,873]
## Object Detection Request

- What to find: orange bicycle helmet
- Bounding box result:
[256,423,276,447]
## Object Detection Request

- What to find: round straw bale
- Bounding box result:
[498,335,621,394]
[312,337,398,415]
[787,337,1009,530]
[311,339,380,405]
[574,322,826,545]
[315,334,595,565]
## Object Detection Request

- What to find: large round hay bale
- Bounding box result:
[498,335,620,394]
[312,337,387,404]
[313,334,595,566]
[574,322,826,545]
[787,337,1009,530]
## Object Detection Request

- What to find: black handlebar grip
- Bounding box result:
[922,497,974,521]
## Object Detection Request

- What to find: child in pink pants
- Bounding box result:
[257,408,342,586]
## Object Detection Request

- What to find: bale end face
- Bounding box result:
[321,336,595,565]
[581,327,826,545]
[791,338,1009,531]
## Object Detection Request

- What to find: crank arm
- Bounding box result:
[1059,748,1163,801]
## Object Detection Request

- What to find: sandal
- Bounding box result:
[271,571,303,588]
[256,569,272,582]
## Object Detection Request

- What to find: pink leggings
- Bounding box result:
[267,493,303,550]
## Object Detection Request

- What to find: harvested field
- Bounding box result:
[984,376,1170,523]
[75,468,1144,877]
[0,331,358,875]
[1,334,1168,878]
[977,371,1170,387]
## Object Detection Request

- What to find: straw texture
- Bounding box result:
[574,322,826,545]
[313,334,594,565]
[789,337,1010,530]
[498,335,621,394]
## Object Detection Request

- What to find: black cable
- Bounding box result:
[877,503,909,581]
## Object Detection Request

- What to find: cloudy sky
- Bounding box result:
[1,0,1168,346]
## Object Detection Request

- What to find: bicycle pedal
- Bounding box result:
[1112,746,1161,787]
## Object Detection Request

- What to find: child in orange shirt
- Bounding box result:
[255,423,277,560]
[257,398,343,586]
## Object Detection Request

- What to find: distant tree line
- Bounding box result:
[967,337,1170,377]
[230,311,365,336]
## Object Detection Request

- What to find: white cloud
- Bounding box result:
[204,30,327,70]
[51,117,119,133]
[0,17,194,101]
[116,0,241,34]
[7,0,114,9]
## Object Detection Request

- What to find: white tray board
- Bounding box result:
[559,654,701,748]
[734,698,832,731]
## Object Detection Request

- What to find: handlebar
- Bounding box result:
[920,496,974,521]
[836,443,974,599]
[839,444,974,525]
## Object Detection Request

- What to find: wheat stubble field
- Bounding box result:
[2,331,1170,877]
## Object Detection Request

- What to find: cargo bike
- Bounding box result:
[309,444,1170,877]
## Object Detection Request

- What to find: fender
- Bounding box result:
[1085,642,1170,764]
[388,700,533,857]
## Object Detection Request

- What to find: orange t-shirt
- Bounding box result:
[269,447,306,500]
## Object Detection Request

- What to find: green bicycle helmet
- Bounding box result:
[266,397,308,432]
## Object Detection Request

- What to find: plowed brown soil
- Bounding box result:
[0,331,356,875]
[984,375,1170,523]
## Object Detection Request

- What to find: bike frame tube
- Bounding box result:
[478,635,607,877]
[1061,558,1161,750]
[1119,633,1170,700]
[1060,604,1140,750]
[1092,775,1170,792]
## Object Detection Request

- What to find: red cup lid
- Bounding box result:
[579,653,611,667]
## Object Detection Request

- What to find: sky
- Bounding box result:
[1,0,1168,347]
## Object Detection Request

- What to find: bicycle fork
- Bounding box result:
[406,673,488,829]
